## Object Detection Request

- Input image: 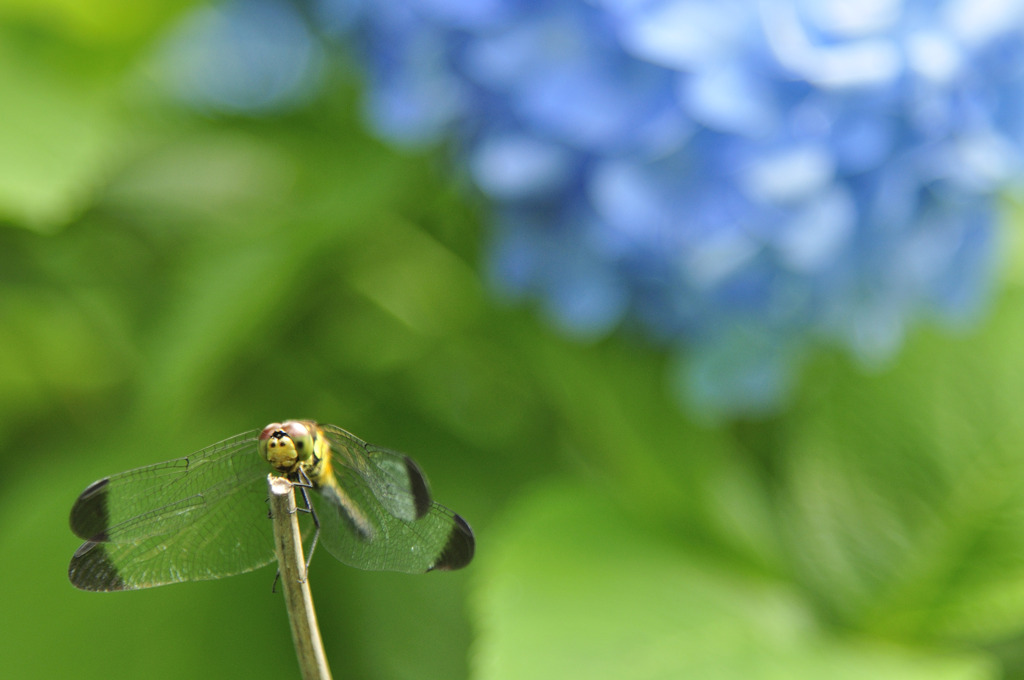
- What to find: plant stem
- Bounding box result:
[268,474,333,680]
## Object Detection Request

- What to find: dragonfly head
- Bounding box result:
[258,420,315,473]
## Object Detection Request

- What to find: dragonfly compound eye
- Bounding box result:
[281,421,314,463]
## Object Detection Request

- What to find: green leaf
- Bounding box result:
[0,0,191,45]
[0,1,192,231]
[525,335,784,575]
[0,44,119,230]
[472,482,992,680]
[782,286,1024,641]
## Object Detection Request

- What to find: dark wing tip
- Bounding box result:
[403,456,432,519]
[69,477,111,541]
[68,541,128,591]
[430,514,475,571]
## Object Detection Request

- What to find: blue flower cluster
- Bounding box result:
[155,0,324,114]
[167,0,1024,416]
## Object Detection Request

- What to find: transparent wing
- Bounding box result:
[313,426,474,573]
[321,425,432,521]
[68,430,299,591]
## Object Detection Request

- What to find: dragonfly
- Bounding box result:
[69,420,475,591]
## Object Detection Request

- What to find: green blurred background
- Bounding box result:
[4,2,1024,679]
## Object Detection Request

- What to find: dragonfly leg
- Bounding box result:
[289,469,320,584]
[295,484,320,582]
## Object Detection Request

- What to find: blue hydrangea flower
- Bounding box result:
[320,0,1024,417]
[171,0,1024,417]
[154,0,324,114]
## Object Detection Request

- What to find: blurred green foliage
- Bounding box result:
[3,4,1024,680]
